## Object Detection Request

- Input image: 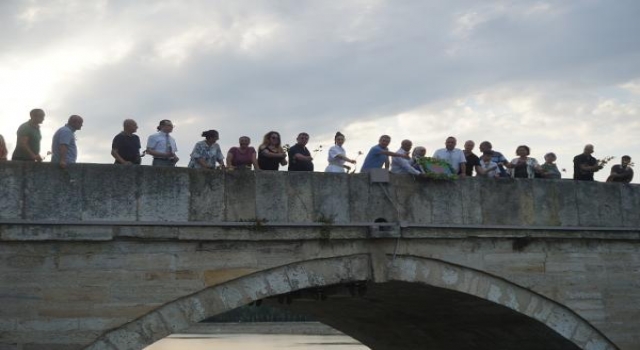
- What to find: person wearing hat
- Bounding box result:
[188,129,225,169]
[146,119,179,167]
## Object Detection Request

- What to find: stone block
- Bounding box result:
[313,172,350,224]
[204,268,257,287]
[458,178,483,225]
[81,164,138,221]
[0,163,22,220]
[620,184,640,227]
[188,170,225,222]
[575,181,621,227]
[255,170,288,222]
[532,180,579,226]
[478,178,520,225]
[287,172,314,223]
[23,163,83,220]
[224,170,256,221]
[138,166,190,221]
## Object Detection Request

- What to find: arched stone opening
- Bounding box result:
[85,254,616,350]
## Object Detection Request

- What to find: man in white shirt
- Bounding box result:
[146,119,179,167]
[391,139,421,175]
[433,136,466,176]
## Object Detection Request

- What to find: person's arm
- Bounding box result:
[294,152,312,162]
[197,157,213,169]
[17,135,42,161]
[260,146,286,158]
[381,150,409,159]
[226,151,233,168]
[58,144,68,168]
[459,163,466,177]
[111,148,131,164]
[215,145,225,167]
[580,161,601,173]
[251,150,260,170]
[399,157,421,175]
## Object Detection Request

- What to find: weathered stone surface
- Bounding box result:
[224,170,256,221]
[82,165,138,221]
[188,170,225,221]
[23,163,83,220]
[313,173,350,224]
[255,170,287,222]
[287,172,314,223]
[0,164,22,220]
[0,164,638,350]
[138,166,190,221]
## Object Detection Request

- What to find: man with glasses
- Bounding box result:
[146,119,179,167]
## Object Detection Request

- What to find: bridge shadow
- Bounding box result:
[85,255,616,350]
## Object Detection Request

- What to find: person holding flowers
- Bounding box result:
[573,144,602,181]
[506,145,542,179]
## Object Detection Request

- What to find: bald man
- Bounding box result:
[51,115,83,168]
[573,144,602,181]
[112,119,141,164]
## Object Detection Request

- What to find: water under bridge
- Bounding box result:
[1,162,639,350]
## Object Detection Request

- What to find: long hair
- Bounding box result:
[260,131,283,152]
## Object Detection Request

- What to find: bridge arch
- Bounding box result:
[85,254,616,350]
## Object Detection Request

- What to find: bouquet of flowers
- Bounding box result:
[597,156,615,168]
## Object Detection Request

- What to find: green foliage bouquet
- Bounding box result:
[416,157,458,180]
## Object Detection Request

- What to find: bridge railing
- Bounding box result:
[1,162,639,228]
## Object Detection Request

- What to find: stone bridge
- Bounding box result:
[1,163,639,350]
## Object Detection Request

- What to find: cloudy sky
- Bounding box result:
[2,0,639,182]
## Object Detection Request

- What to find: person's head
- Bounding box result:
[29,109,45,125]
[238,136,251,148]
[583,144,594,155]
[516,145,530,156]
[479,141,492,153]
[202,129,219,144]
[464,140,475,152]
[262,131,281,147]
[378,135,391,148]
[157,119,174,133]
[296,132,309,146]
[622,155,631,166]
[401,139,413,152]
[67,115,83,131]
[445,136,457,150]
[412,146,426,159]
[123,119,138,134]
[544,152,557,164]
[334,132,345,146]
[481,150,494,162]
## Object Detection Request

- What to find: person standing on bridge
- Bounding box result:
[325,132,356,173]
[258,131,287,170]
[11,108,45,162]
[360,135,408,172]
[391,139,421,175]
[111,119,141,165]
[573,144,602,181]
[188,129,225,169]
[51,115,83,169]
[478,141,509,177]
[146,119,179,167]
[433,136,467,177]
[606,155,633,183]
[288,132,314,171]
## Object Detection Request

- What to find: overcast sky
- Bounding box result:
[2,0,639,182]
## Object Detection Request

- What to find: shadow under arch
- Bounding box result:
[85,254,617,350]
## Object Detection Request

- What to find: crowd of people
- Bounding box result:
[0,109,634,184]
